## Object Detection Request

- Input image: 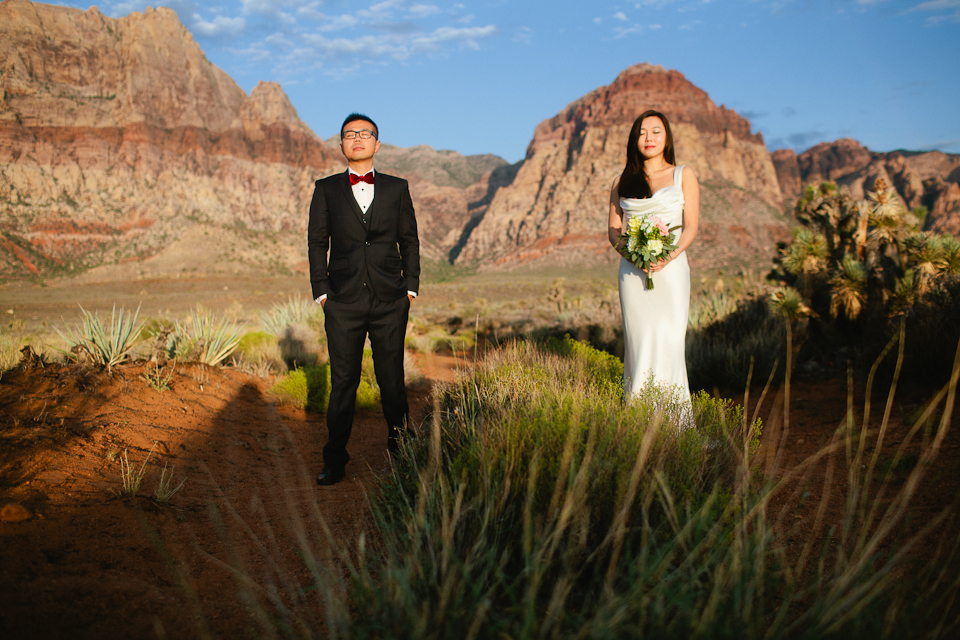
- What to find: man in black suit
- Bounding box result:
[308,113,420,486]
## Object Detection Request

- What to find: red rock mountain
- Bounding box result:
[0,0,350,280]
[773,140,960,234]
[2,0,956,283]
[452,63,791,273]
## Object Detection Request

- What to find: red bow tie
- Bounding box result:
[349,172,374,185]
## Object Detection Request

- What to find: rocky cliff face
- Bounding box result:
[772,139,960,234]
[0,0,344,281]
[0,0,514,282]
[452,63,788,274]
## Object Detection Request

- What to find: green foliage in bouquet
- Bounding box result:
[620,213,681,289]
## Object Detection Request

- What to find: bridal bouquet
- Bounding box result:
[620,214,681,289]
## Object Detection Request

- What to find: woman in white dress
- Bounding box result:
[607,110,700,413]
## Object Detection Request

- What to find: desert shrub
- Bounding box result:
[267,348,381,411]
[202,340,959,639]
[768,180,960,372]
[357,347,381,409]
[55,304,144,370]
[344,339,765,639]
[686,296,785,391]
[317,340,957,639]
[260,294,314,335]
[0,322,39,372]
[236,330,277,356]
[260,295,327,369]
[688,288,742,330]
[233,330,284,373]
[0,334,19,372]
[269,364,330,412]
[405,329,476,354]
[172,309,242,366]
[877,275,960,390]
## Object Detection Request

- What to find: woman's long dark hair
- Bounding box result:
[618,110,676,199]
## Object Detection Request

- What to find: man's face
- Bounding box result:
[340,120,380,164]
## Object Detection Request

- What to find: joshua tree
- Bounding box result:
[770,178,955,324]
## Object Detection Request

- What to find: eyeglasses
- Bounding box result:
[342,129,377,140]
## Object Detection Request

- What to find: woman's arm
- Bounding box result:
[608,176,625,253]
[650,165,700,272]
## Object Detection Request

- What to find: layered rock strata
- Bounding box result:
[453,63,789,274]
[0,0,343,280]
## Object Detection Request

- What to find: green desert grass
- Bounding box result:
[186,334,959,639]
[268,347,384,411]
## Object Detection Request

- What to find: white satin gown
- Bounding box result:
[618,165,693,418]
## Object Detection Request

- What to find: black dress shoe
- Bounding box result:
[316,467,345,486]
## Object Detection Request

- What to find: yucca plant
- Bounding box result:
[830,253,868,319]
[259,294,317,338]
[56,304,144,371]
[172,309,242,366]
[772,178,959,340]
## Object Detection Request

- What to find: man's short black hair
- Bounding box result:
[341,113,378,139]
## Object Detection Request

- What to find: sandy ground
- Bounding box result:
[1,351,958,638]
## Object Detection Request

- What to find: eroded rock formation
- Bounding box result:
[452,63,789,274]
[0,0,344,280]
[772,139,960,234]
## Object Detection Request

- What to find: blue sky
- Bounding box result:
[57,0,960,162]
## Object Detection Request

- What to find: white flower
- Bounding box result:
[647,238,663,255]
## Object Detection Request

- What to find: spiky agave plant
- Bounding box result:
[173,309,242,366]
[56,304,144,371]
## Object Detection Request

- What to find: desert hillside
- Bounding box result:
[2,0,958,285]
[0,0,507,282]
[451,63,792,273]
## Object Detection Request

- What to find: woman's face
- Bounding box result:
[637,116,667,162]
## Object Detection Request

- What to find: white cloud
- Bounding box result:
[612,22,662,37]
[909,0,960,23]
[295,5,360,31]
[409,4,442,18]
[292,21,495,62]
[512,26,533,43]
[192,14,247,36]
[265,32,296,48]
[411,24,497,51]
[241,0,313,15]
[224,1,496,71]
[614,11,629,20]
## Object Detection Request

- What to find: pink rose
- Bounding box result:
[650,216,669,236]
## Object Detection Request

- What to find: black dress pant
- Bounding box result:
[322,287,410,470]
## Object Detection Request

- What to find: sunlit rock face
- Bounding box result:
[452,63,790,274]
[773,138,960,235]
[0,0,343,280]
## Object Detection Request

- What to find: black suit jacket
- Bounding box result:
[308,171,420,303]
